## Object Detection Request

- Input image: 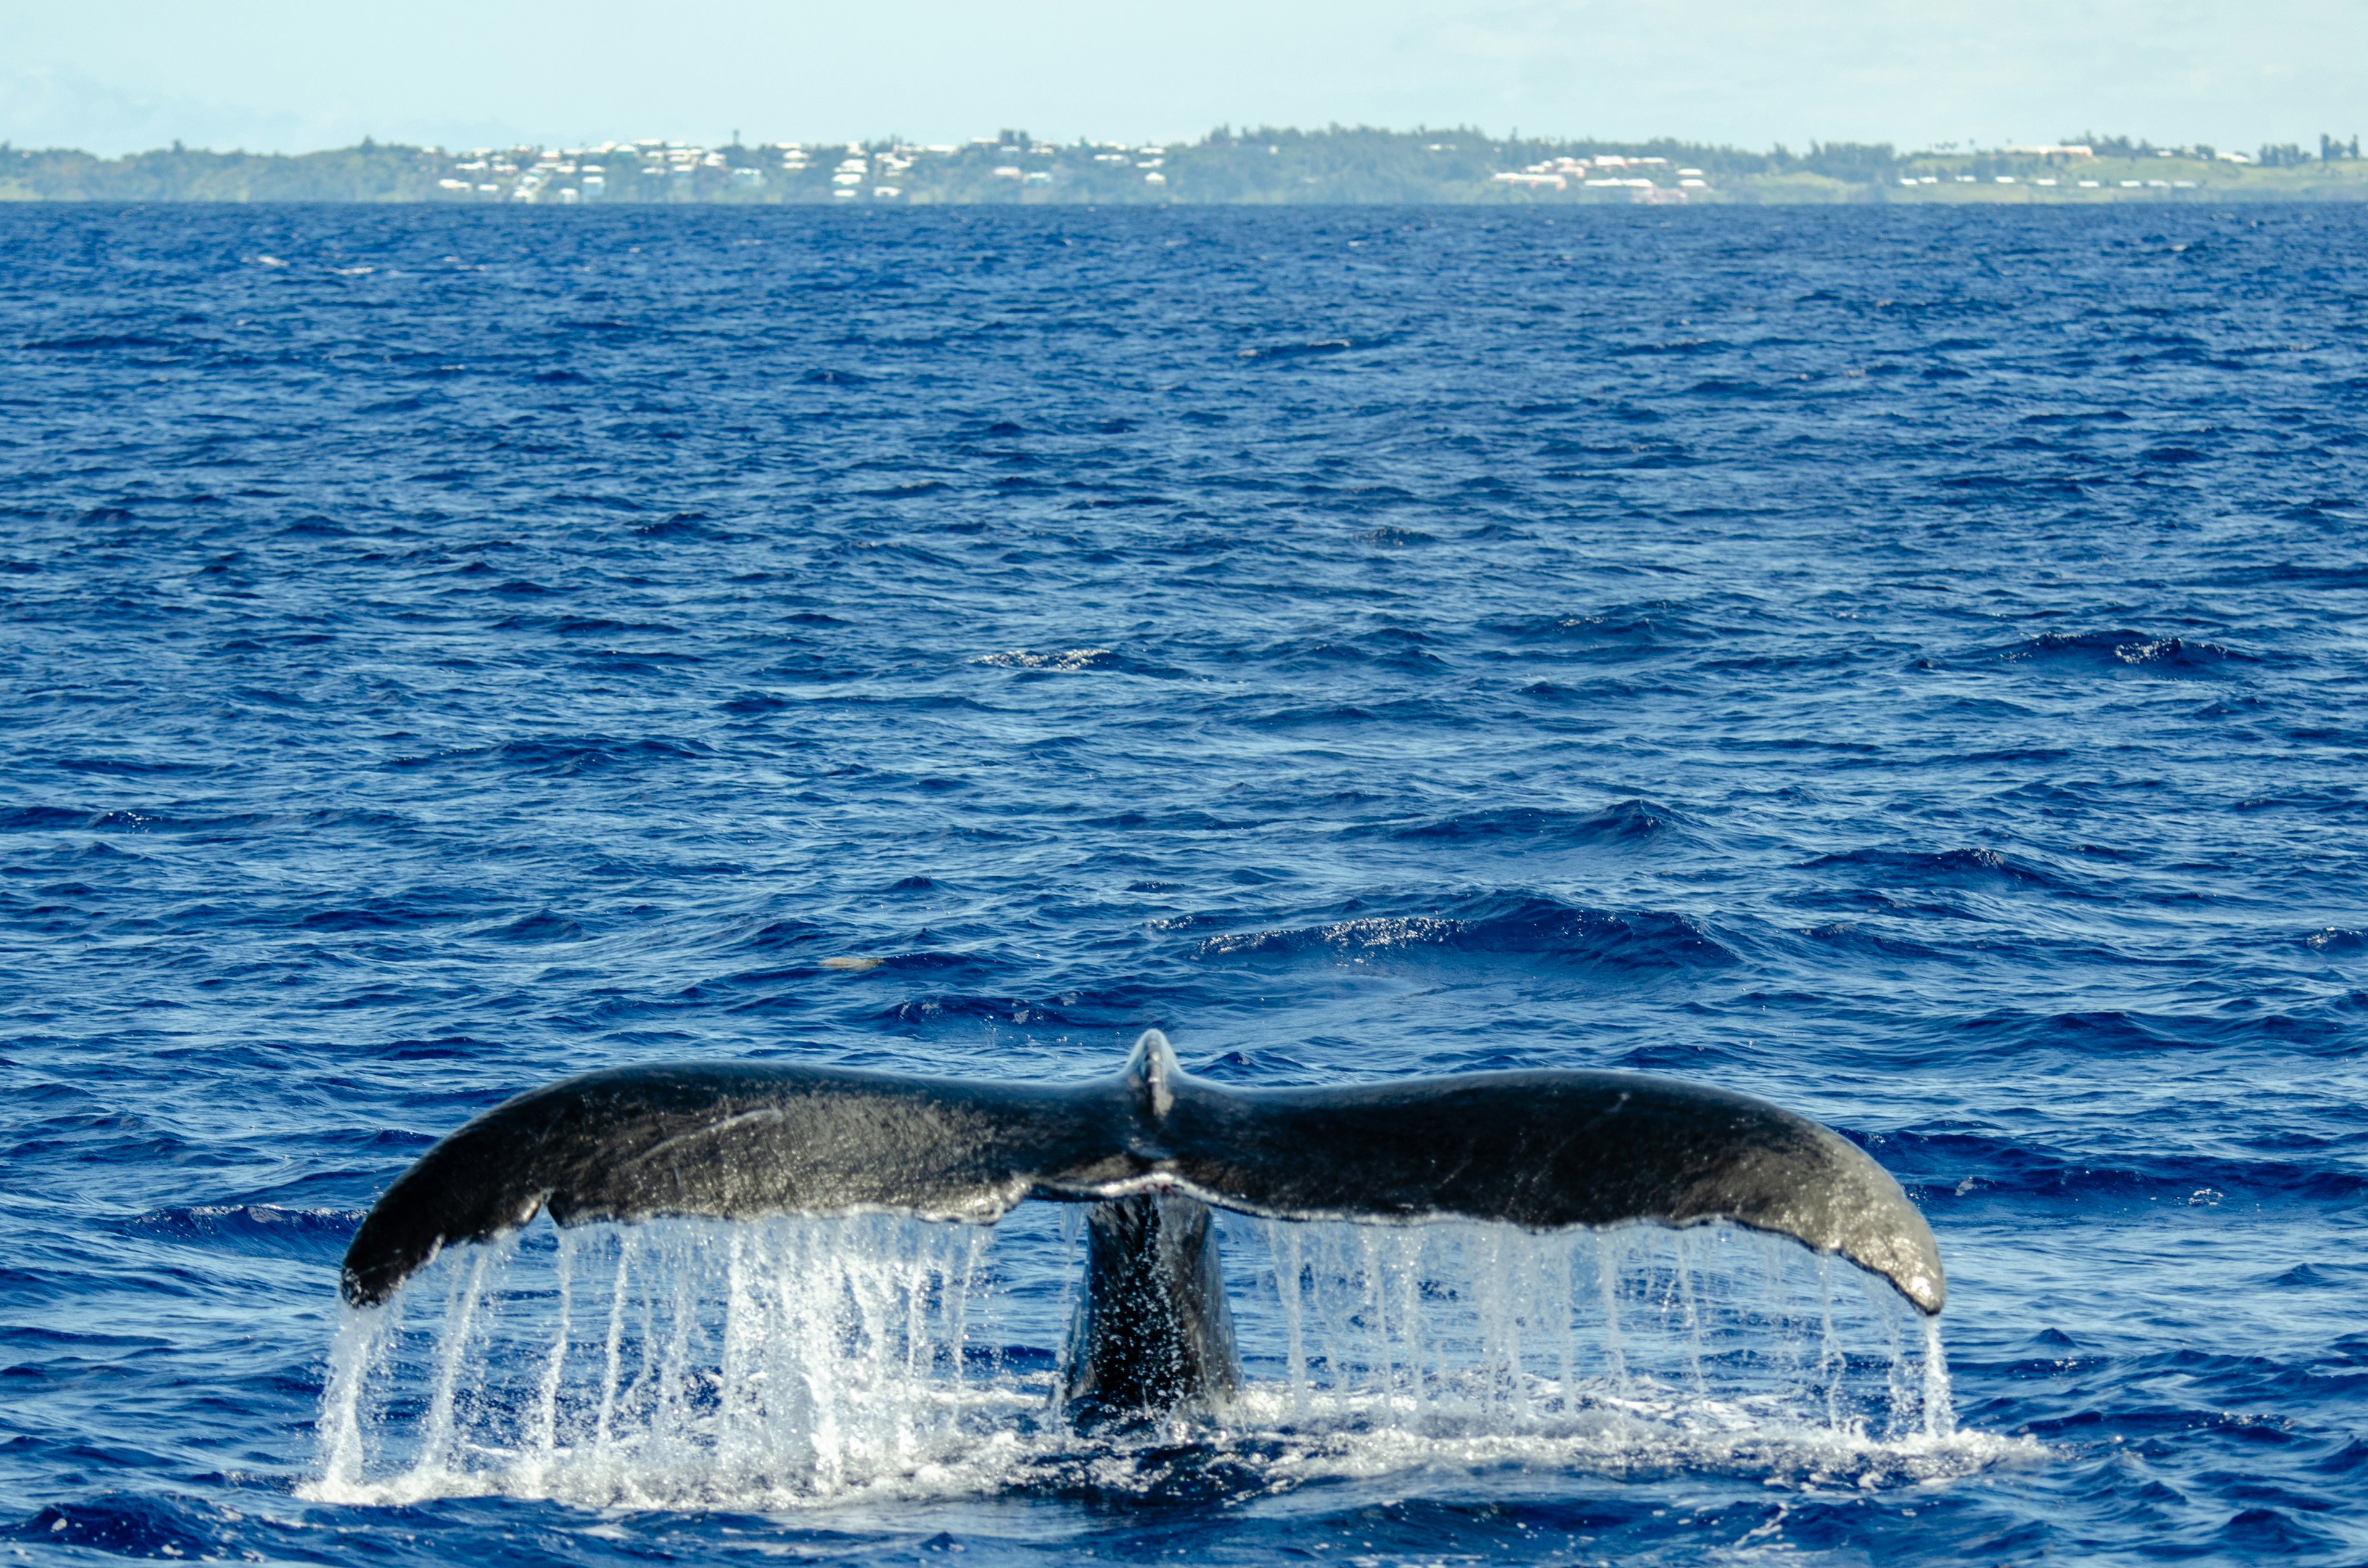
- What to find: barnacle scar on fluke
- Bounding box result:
[341,1029,1944,1422]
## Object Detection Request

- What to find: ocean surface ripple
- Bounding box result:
[1,202,2364,1566]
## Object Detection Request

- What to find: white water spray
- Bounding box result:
[306,1210,1998,1511]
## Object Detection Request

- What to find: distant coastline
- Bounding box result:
[5,126,2365,205]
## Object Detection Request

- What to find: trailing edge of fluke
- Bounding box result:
[340,1030,1944,1319]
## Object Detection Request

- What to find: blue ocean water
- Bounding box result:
[1,201,2364,1566]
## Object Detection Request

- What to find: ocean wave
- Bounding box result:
[1790,920,1950,960]
[0,806,102,831]
[473,909,586,943]
[5,1497,246,1559]
[128,1204,361,1257]
[876,993,1093,1028]
[974,647,1118,672]
[1188,893,1737,969]
[297,903,434,932]
[1798,845,2070,889]
[26,334,187,352]
[1237,337,1372,362]
[1938,1004,2356,1057]
[387,734,712,776]
[1872,1131,2368,1205]
[1996,630,2250,673]
[1371,798,1686,846]
[1480,604,1704,655]
[0,805,413,837]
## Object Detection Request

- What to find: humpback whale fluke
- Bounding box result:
[342,1030,1942,1418]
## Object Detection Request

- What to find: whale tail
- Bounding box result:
[340,1030,1942,1419]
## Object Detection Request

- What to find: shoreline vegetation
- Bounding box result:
[4,126,2365,206]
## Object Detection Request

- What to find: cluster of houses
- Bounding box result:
[1490,154,1709,201]
[432,142,642,203]
[992,142,1177,186]
[1477,140,2314,199]
[421,136,1185,202]
[1899,146,2216,191]
[430,139,898,202]
[1897,173,2202,189]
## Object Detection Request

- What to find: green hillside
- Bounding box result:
[3,127,2362,205]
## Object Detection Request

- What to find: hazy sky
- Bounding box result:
[4,1,2362,156]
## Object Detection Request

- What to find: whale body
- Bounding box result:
[341,1030,1944,1420]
